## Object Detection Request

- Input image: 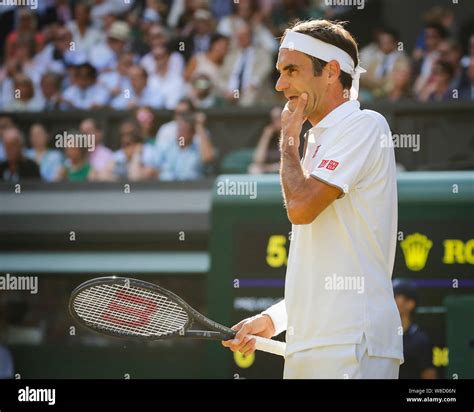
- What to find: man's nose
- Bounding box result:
[275,75,289,92]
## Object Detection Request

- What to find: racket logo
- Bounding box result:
[101,290,157,328]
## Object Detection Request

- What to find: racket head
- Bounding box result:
[69,276,194,340]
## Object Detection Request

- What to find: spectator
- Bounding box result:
[459,58,474,100]
[0,59,21,110]
[39,72,64,111]
[5,8,45,60]
[413,23,448,94]
[248,106,282,174]
[66,2,103,55]
[187,73,220,108]
[98,51,134,98]
[57,145,91,182]
[217,0,277,53]
[0,116,16,161]
[62,63,110,110]
[135,106,160,144]
[393,279,437,379]
[385,63,413,102]
[5,74,43,112]
[184,33,229,83]
[437,39,466,91]
[79,118,114,176]
[418,61,455,102]
[26,123,63,182]
[360,28,410,99]
[180,9,216,60]
[89,21,131,72]
[0,345,14,379]
[140,24,185,76]
[221,20,273,106]
[0,127,40,182]
[155,98,195,149]
[101,121,158,181]
[148,43,185,109]
[460,33,474,68]
[111,65,163,109]
[155,113,215,181]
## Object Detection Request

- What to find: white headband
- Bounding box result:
[280,31,366,100]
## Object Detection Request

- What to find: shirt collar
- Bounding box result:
[312,100,360,129]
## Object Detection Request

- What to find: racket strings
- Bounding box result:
[73,284,189,337]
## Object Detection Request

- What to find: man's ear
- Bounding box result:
[326,60,341,84]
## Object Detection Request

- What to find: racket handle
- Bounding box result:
[250,335,286,357]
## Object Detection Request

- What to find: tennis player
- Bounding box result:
[222,19,404,379]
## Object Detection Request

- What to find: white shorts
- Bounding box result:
[283,334,399,379]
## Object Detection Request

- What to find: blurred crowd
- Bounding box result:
[0,1,473,182]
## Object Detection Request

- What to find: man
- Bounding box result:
[393,279,437,379]
[0,127,40,182]
[223,19,403,379]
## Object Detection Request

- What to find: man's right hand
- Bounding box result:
[221,314,275,357]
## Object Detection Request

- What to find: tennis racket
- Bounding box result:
[69,276,285,357]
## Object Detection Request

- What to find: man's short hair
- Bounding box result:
[283,19,359,91]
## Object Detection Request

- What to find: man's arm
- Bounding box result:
[280,94,341,225]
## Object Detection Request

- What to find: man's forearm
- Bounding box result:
[280,140,307,208]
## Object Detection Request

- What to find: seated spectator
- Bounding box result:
[140,24,185,77]
[413,23,448,95]
[217,0,278,53]
[248,106,282,174]
[0,127,40,182]
[26,123,63,182]
[187,73,220,108]
[393,279,437,379]
[155,113,215,181]
[184,33,229,84]
[0,116,16,161]
[5,8,45,60]
[135,106,160,144]
[148,43,185,109]
[57,145,91,182]
[110,65,163,109]
[418,61,455,102]
[66,2,103,55]
[62,63,110,110]
[460,33,474,68]
[39,72,64,111]
[89,21,131,72]
[385,63,414,102]
[459,58,474,100]
[100,122,158,181]
[98,51,133,98]
[5,74,43,112]
[360,28,410,99]
[180,8,216,60]
[155,98,195,149]
[437,39,466,91]
[221,20,273,106]
[79,118,114,176]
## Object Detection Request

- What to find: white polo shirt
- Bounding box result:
[263,100,403,361]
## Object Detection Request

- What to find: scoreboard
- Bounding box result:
[207,172,474,378]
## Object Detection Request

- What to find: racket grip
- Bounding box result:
[250,335,286,357]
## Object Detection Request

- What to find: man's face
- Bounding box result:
[77,68,93,89]
[395,294,415,317]
[275,49,326,117]
[425,28,442,52]
[379,33,396,54]
[4,130,23,162]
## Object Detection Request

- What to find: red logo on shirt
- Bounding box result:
[326,160,339,171]
[318,159,328,168]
